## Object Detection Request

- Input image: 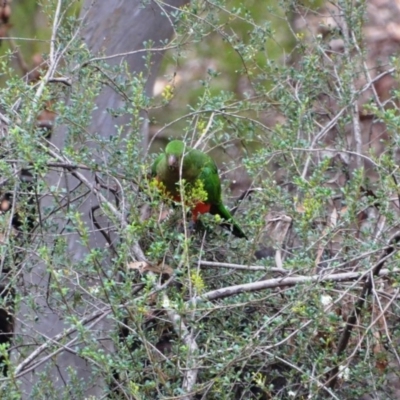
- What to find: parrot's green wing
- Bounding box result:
[151,153,165,177]
[195,152,247,239]
[196,154,222,205]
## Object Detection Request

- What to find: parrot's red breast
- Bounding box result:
[154,177,210,221]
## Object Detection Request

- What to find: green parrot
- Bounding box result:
[152,140,247,239]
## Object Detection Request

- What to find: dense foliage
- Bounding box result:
[0,0,399,399]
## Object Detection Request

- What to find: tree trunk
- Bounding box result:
[13,1,188,397]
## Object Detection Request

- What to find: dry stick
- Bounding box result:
[326,232,400,389]
[163,294,199,400]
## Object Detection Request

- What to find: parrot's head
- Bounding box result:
[165,140,185,171]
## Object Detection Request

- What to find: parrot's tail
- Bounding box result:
[210,204,247,239]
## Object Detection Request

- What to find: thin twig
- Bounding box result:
[340,2,362,169]
[199,260,287,274]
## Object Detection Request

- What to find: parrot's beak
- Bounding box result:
[168,155,178,169]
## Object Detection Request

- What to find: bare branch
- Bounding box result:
[189,266,399,306]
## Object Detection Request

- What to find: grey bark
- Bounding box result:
[13,0,188,397]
